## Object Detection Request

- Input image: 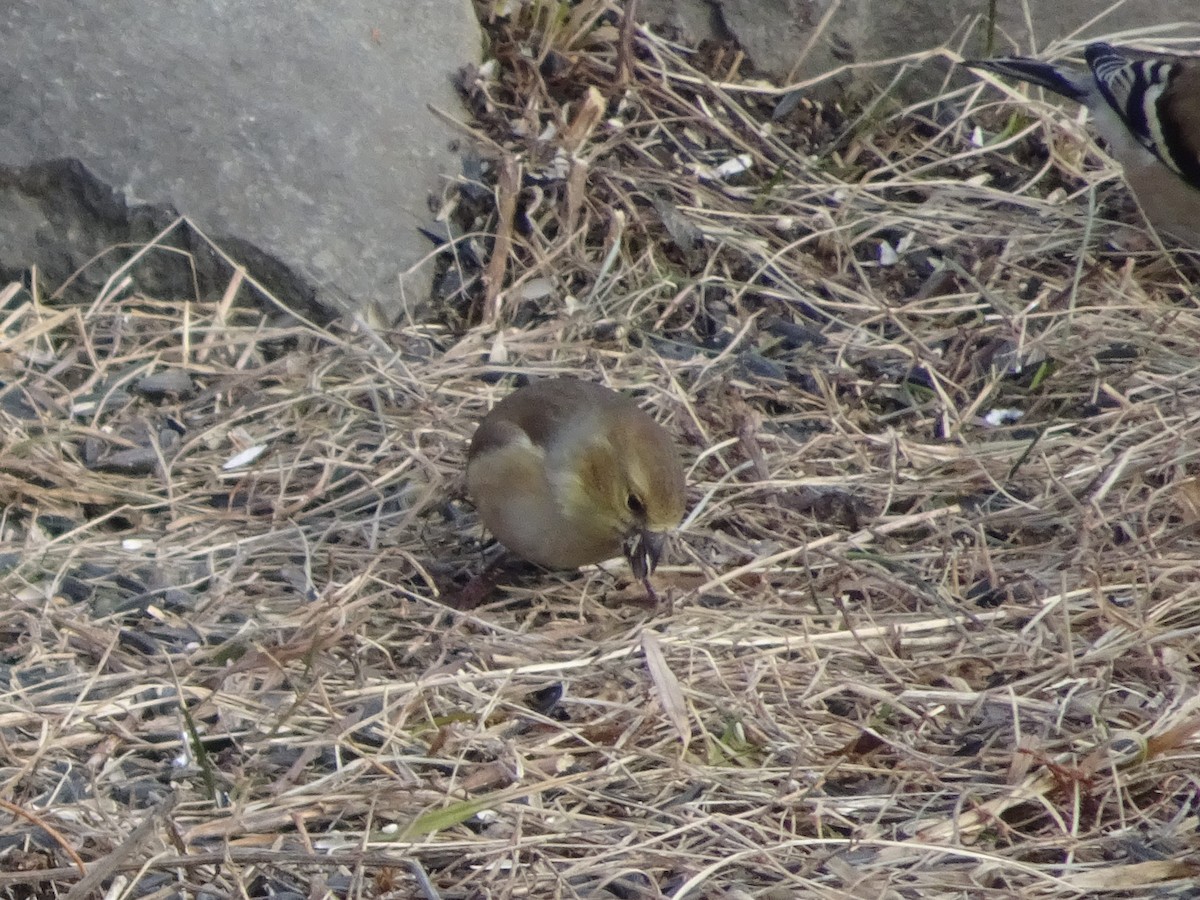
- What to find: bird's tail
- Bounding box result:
[962,56,1093,104]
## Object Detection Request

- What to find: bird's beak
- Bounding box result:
[623,528,668,580]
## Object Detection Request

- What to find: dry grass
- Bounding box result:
[3,5,1200,898]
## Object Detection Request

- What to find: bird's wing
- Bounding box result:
[1158,63,1200,187]
[967,44,1200,188]
[965,43,1200,244]
[1082,43,1200,188]
[469,378,619,460]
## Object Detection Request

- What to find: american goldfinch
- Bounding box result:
[965,42,1200,246]
[466,377,686,586]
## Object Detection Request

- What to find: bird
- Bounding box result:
[465,376,687,597]
[964,42,1200,247]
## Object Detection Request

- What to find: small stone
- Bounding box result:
[134,369,195,397]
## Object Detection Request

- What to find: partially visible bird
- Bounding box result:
[466,377,687,597]
[964,42,1200,246]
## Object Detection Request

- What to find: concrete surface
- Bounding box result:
[0,0,480,321]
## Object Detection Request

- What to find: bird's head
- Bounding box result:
[551,407,686,577]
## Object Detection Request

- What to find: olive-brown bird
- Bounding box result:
[466,377,687,586]
[965,42,1200,247]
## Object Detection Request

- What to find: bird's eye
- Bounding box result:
[626,493,646,517]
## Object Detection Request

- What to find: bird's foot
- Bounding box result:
[442,549,510,610]
[443,569,499,610]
